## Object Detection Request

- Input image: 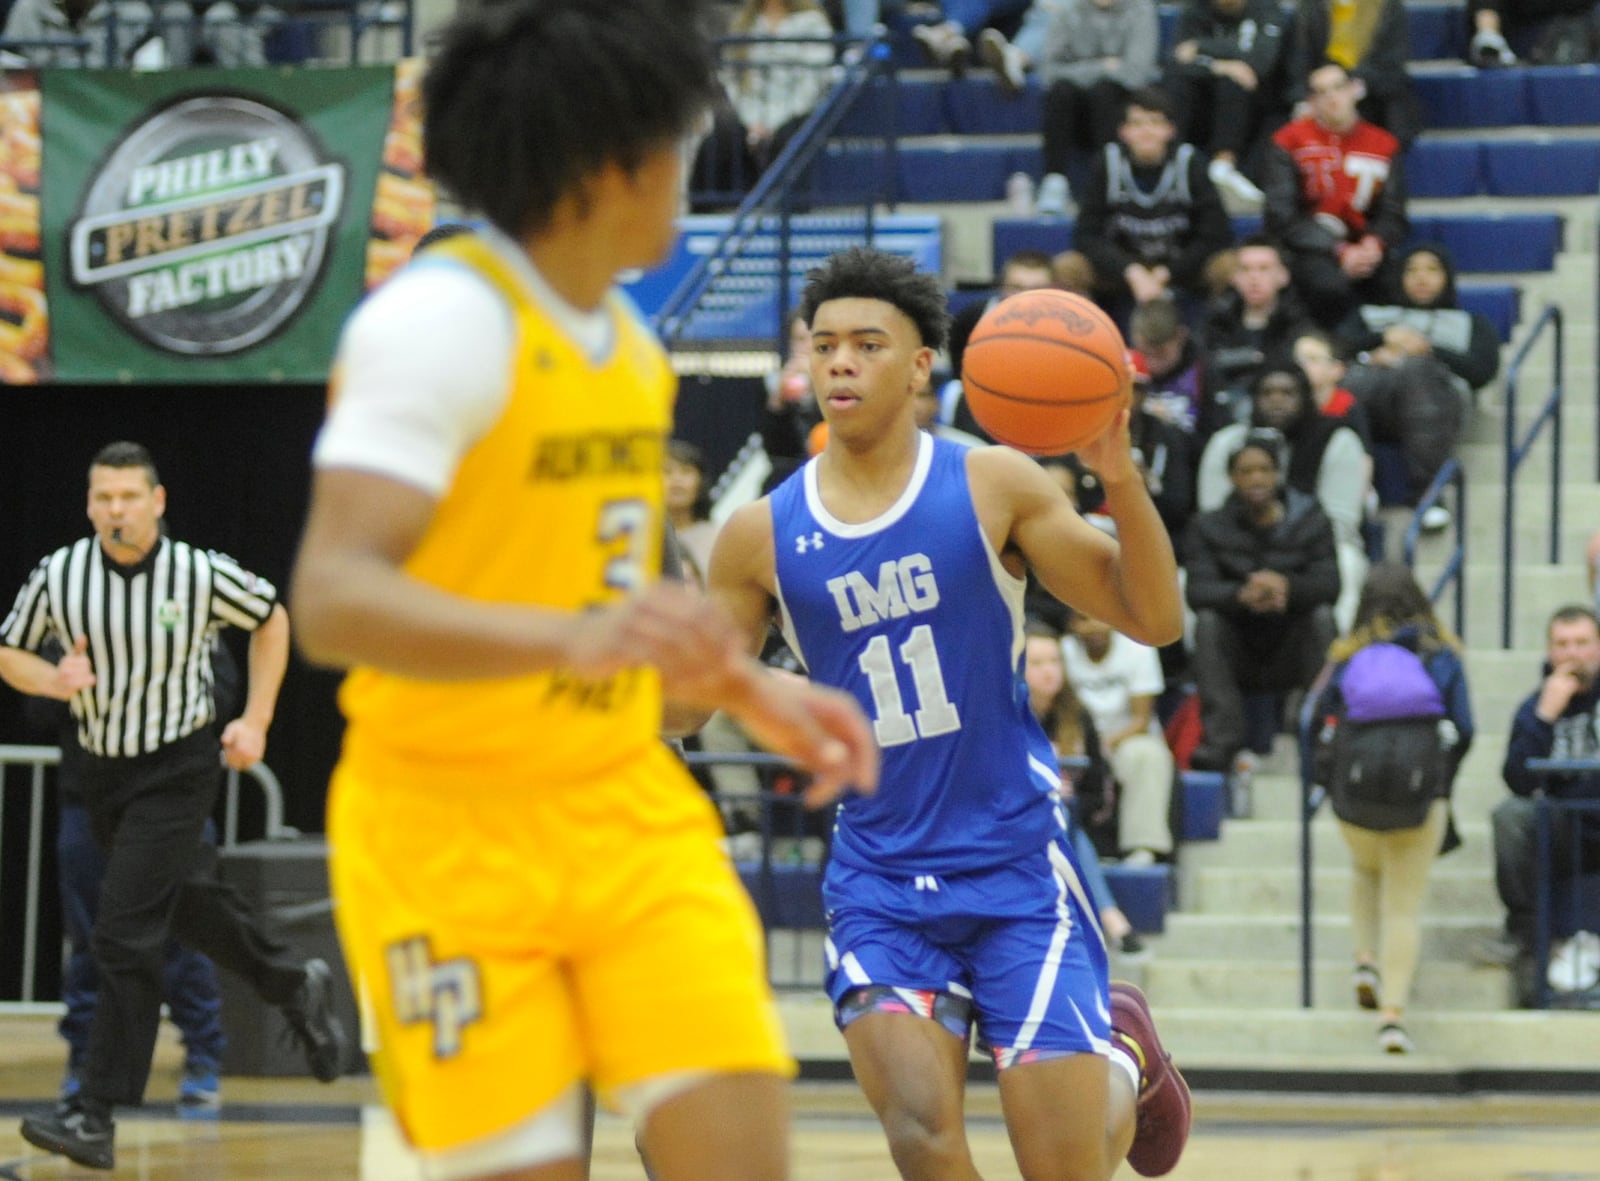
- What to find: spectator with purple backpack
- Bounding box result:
[1308,562,1473,1054]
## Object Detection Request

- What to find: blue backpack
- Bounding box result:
[1315,641,1449,831]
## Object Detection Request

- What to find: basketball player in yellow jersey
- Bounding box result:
[289,4,878,1180]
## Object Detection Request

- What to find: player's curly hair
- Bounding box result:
[798,247,950,352]
[422,0,719,240]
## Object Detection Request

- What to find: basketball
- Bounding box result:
[961,289,1130,455]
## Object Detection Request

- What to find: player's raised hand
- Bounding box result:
[1074,405,1138,486]
[53,636,96,699]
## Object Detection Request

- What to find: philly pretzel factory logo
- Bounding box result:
[68,95,346,355]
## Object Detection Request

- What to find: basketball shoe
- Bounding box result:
[1110,981,1192,1177]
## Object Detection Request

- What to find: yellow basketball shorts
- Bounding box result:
[327,743,792,1152]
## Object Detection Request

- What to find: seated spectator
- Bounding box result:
[1029,0,1161,216]
[1184,430,1340,770]
[1488,605,1600,982]
[1128,298,1211,437]
[692,0,835,205]
[1287,0,1422,150]
[1062,609,1178,865]
[1,0,154,64]
[914,374,988,449]
[1198,361,1369,632]
[158,1,266,66]
[1124,350,1198,544]
[1292,327,1375,456]
[910,0,1031,73]
[1264,60,1409,329]
[761,310,823,482]
[665,439,720,583]
[1164,0,1290,206]
[1024,623,1146,953]
[1201,235,1316,438]
[949,249,1057,389]
[1051,87,1235,315]
[1467,0,1600,66]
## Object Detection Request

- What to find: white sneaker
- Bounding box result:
[912,20,970,73]
[1005,171,1036,215]
[1420,505,1451,532]
[1035,171,1071,216]
[1469,27,1517,67]
[1208,158,1263,206]
[978,28,1027,95]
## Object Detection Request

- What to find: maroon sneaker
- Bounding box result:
[1110,981,1192,1177]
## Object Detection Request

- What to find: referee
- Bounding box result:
[0,441,348,1171]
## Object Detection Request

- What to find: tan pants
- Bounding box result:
[1337,800,1449,1012]
[1108,733,1175,856]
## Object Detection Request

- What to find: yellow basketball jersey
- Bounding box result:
[333,234,680,790]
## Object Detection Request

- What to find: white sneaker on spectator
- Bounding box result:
[1035,172,1071,217]
[1469,27,1517,67]
[1208,158,1263,207]
[978,28,1027,95]
[912,20,971,73]
[1421,505,1451,532]
[1006,171,1036,216]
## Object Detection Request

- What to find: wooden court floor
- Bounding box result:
[1,1016,1597,1180]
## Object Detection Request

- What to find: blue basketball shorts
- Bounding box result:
[822,836,1111,1066]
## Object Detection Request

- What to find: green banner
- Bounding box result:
[38,66,407,383]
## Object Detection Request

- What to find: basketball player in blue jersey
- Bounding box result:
[708,246,1192,1180]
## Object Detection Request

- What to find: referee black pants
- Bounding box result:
[77,731,306,1107]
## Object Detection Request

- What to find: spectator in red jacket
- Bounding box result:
[1262,60,1408,329]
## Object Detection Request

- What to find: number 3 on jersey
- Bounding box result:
[857,624,960,746]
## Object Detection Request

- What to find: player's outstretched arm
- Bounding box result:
[983,412,1183,647]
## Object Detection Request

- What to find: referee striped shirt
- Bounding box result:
[0,536,278,758]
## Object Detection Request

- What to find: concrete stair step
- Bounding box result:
[1185,865,1500,918]
[1180,817,1492,868]
[1140,1008,1600,1069]
[1151,912,1497,961]
[1138,957,1513,1011]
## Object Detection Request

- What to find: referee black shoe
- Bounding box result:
[281,958,349,1083]
[21,1096,116,1170]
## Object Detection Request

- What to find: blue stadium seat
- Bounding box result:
[1180,771,1226,842]
[1230,214,1263,239]
[1405,139,1482,198]
[1413,67,1530,128]
[1483,138,1600,197]
[1456,282,1522,342]
[1526,65,1600,126]
[1105,864,1173,934]
[993,217,1078,264]
[1407,1,1467,60]
[1417,213,1562,272]
[942,77,1043,134]
[898,141,1017,201]
[833,78,946,137]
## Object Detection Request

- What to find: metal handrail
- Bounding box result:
[1501,304,1565,649]
[1522,759,1600,1009]
[1403,457,1466,639]
[656,34,895,349]
[0,744,292,1009]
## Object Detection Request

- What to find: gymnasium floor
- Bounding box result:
[1,1015,1596,1179]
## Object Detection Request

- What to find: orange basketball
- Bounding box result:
[961,289,1129,455]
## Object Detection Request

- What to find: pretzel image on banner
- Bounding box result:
[365,58,435,290]
[0,82,48,383]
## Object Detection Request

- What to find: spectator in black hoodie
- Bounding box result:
[1052,86,1235,317]
[1201,235,1316,438]
[1183,430,1340,770]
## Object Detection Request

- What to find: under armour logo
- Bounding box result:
[795,532,825,554]
[913,875,941,892]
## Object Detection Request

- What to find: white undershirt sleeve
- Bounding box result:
[313,264,515,497]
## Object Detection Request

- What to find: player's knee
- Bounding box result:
[880,1103,969,1172]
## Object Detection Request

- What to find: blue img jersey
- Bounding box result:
[771,434,1064,876]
